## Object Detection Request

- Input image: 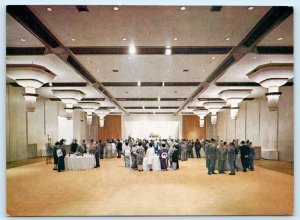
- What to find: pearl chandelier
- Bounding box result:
[219,89,252,120]
[7,64,56,112]
[203,102,226,125]
[247,63,293,111]
[193,109,209,127]
[52,90,85,120]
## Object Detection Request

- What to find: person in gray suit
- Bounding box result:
[248,142,255,171]
[203,140,210,168]
[217,141,228,174]
[228,142,236,175]
[207,138,217,175]
[180,141,188,161]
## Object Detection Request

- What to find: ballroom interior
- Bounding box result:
[6,5,294,216]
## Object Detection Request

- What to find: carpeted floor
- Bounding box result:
[6,158,294,216]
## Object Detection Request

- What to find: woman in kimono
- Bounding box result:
[123,142,131,168]
[136,142,145,171]
[159,143,168,170]
[145,142,155,171]
[130,144,138,170]
[57,140,66,172]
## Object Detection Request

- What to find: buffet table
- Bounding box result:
[143,155,161,171]
[65,154,96,171]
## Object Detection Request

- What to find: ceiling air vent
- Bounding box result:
[183,69,189,72]
[210,6,222,12]
[112,69,119,72]
[76,6,89,12]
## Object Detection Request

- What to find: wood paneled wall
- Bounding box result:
[98,115,121,141]
[182,115,206,140]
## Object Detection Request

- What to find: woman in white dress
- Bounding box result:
[146,142,155,171]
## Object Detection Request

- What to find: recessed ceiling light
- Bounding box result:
[165,48,172,55]
[20,38,26,42]
[137,80,141,86]
[277,37,284,41]
[253,56,257,59]
[143,105,145,109]
[71,38,76,42]
[122,37,127,41]
[86,57,90,60]
[225,37,231,41]
[46,7,53,12]
[180,6,186,11]
[173,37,178,41]
[129,44,136,55]
[167,69,170,72]
[202,69,206,72]
[158,96,160,101]
[212,56,215,59]
[153,111,156,114]
[158,106,160,109]
[162,82,165,87]
[196,78,199,81]
[49,82,53,87]
[248,6,254,11]
[113,7,119,11]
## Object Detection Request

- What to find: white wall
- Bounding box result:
[206,86,294,161]
[6,85,96,162]
[121,115,182,139]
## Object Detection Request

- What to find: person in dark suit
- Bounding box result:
[240,141,250,172]
[95,142,100,168]
[194,139,201,158]
[70,139,78,153]
[57,140,66,172]
[116,140,123,158]
[52,142,59,170]
[248,142,255,171]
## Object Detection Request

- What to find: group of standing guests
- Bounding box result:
[122,138,204,172]
[203,138,255,175]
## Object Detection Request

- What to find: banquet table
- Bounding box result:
[143,155,161,171]
[65,154,96,171]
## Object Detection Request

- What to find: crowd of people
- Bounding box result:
[45,137,256,174]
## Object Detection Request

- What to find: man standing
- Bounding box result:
[187,140,193,159]
[248,142,255,171]
[57,140,66,172]
[240,141,250,172]
[204,140,210,168]
[207,139,217,175]
[180,140,188,161]
[227,142,236,175]
[217,141,228,174]
[194,139,201,158]
[70,139,78,154]
[95,142,100,168]
[116,139,123,158]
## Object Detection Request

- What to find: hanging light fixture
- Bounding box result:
[52,90,85,120]
[95,109,110,127]
[247,63,293,111]
[7,64,56,112]
[203,102,226,125]
[193,109,209,127]
[77,102,101,125]
[219,89,252,120]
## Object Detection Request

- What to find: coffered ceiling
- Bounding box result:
[6,5,293,115]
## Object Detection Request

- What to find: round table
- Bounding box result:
[65,154,96,171]
[143,155,161,171]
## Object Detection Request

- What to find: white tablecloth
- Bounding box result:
[65,154,96,171]
[143,155,161,171]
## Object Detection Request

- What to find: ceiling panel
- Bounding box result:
[6,14,45,47]
[106,86,196,98]
[28,6,270,47]
[258,15,293,46]
[76,54,226,82]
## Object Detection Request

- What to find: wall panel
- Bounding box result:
[98,115,121,141]
[182,115,206,140]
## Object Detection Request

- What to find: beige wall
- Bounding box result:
[6,85,97,162]
[206,86,294,161]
